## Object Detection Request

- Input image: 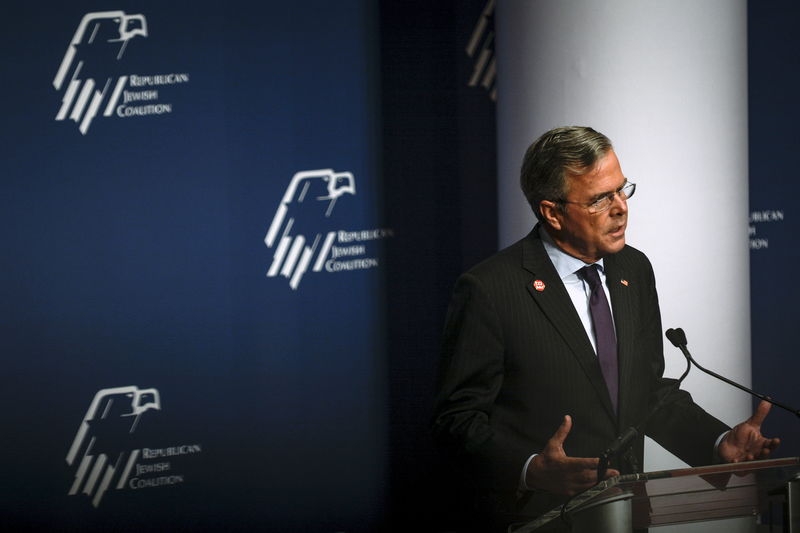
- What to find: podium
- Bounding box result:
[514,457,800,532]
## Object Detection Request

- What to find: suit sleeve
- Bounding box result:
[639,257,730,466]
[432,272,533,491]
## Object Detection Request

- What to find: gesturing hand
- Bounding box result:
[525,415,620,496]
[718,400,780,463]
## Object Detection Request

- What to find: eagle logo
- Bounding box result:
[53,11,148,134]
[264,169,356,290]
[66,386,161,507]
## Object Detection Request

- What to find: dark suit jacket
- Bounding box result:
[432,227,728,524]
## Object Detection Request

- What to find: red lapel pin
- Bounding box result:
[533,280,545,291]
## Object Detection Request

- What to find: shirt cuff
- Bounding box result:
[519,453,537,491]
[713,430,730,463]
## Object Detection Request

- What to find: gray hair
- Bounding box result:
[520,126,613,222]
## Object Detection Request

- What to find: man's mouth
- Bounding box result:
[609,223,626,237]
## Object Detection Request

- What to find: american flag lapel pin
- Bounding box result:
[620,279,629,287]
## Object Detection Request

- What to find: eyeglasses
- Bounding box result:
[556,180,636,214]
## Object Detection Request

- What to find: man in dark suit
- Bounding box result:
[432,126,779,530]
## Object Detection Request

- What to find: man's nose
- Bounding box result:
[610,192,628,215]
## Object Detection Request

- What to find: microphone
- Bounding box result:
[576,346,693,528]
[596,427,639,479]
[665,327,800,418]
[665,327,686,347]
[596,341,692,480]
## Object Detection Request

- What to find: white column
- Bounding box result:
[495,0,751,515]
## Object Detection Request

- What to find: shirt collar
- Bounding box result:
[539,225,604,281]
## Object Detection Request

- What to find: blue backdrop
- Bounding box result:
[749,0,800,461]
[2,2,390,530]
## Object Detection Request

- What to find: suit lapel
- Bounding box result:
[522,229,617,424]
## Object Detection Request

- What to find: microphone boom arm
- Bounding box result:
[666,327,800,418]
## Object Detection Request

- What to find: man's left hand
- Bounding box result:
[718,400,781,463]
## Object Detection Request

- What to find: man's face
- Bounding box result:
[546,149,628,263]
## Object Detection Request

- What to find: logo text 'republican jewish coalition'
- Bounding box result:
[53,11,190,135]
[264,169,392,290]
[66,386,201,508]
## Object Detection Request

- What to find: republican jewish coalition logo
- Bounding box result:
[53,11,190,135]
[66,386,201,508]
[264,169,393,290]
[465,0,496,101]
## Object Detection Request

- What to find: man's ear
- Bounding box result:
[539,200,563,230]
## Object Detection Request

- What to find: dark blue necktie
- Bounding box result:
[579,264,618,413]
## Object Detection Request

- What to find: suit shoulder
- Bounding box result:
[613,244,654,272]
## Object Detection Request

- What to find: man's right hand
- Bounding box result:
[525,415,619,496]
